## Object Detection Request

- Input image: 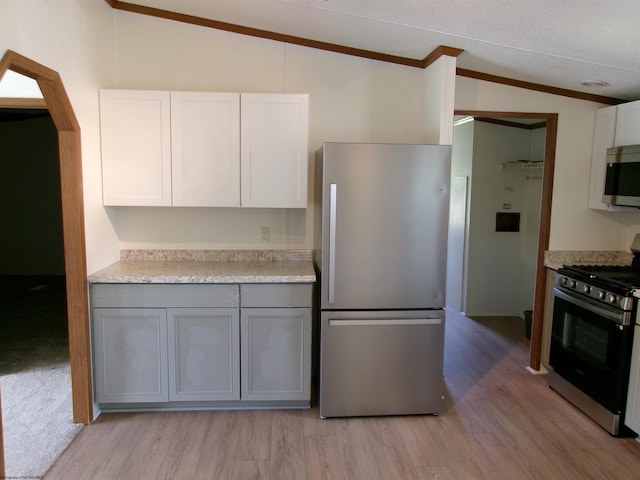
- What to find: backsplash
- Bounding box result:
[119,249,313,262]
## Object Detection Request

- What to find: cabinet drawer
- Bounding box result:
[91,283,239,308]
[240,284,312,308]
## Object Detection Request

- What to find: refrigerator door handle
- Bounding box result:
[329,318,442,327]
[328,183,337,304]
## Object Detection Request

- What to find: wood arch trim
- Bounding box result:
[0,50,92,425]
[453,110,558,372]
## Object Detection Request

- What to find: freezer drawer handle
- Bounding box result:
[329,318,442,326]
[328,183,337,304]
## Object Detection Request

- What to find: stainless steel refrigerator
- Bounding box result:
[314,142,451,418]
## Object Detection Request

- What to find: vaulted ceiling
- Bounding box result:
[107,0,640,103]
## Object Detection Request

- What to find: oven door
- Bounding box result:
[550,287,634,414]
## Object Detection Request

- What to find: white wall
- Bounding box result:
[447,120,474,311]
[1,0,118,274]
[464,122,537,316]
[455,77,640,252]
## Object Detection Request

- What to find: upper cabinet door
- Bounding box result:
[240,93,309,208]
[100,90,172,206]
[589,105,618,210]
[615,100,640,147]
[171,92,241,207]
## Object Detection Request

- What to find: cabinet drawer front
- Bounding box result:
[91,284,239,308]
[240,284,312,307]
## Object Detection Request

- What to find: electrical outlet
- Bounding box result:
[260,226,270,242]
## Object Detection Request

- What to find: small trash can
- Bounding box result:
[524,310,533,340]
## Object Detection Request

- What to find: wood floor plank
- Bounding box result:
[156,412,213,480]
[414,465,458,480]
[334,418,382,480]
[364,415,405,447]
[372,444,420,480]
[191,410,242,480]
[78,413,153,480]
[231,459,269,480]
[236,410,272,461]
[393,416,448,468]
[304,434,346,480]
[270,409,306,480]
[117,411,183,480]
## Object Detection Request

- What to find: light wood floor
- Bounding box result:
[45,309,640,479]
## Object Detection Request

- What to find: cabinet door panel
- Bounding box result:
[240,93,309,208]
[615,101,640,147]
[100,90,171,206]
[241,308,311,401]
[93,308,168,403]
[168,308,240,401]
[171,92,241,206]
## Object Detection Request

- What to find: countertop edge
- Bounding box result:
[544,250,633,271]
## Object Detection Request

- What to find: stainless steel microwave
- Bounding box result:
[603,145,640,208]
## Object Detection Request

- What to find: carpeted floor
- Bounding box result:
[0,275,83,477]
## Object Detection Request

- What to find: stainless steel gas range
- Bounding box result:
[549,259,640,436]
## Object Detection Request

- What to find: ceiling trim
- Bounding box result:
[474,117,547,130]
[457,68,624,106]
[106,0,463,68]
[106,1,624,105]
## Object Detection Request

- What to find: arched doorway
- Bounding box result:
[0,50,92,436]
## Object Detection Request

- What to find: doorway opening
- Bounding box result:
[0,50,93,431]
[450,110,557,372]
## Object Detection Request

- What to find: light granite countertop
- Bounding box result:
[544,250,634,270]
[88,249,316,284]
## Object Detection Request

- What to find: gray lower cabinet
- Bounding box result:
[93,307,169,403]
[168,308,240,401]
[241,307,311,401]
[90,282,311,410]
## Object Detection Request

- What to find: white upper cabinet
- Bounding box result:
[588,103,638,211]
[615,100,640,147]
[100,89,309,208]
[171,92,240,207]
[589,105,618,211]
[241,93,309,208]
[100,90,172,206]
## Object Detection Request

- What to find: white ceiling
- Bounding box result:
[124,0,639,101]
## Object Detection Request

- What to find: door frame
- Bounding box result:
[453,110,558,372]
[0,50,93,425]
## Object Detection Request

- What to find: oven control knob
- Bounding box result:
[569,279,577,289]
[607,293,617,304]
[582,285,591,294]
[559,277,568,286]
[597,290,606,300]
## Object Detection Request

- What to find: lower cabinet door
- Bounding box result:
[240,308,311,401]
[93,308,169,403]
[168,308,240,401]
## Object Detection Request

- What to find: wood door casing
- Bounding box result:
[0,50,92,430]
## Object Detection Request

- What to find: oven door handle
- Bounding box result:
[554,287,631,326]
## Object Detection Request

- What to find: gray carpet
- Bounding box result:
[0,276,83,477]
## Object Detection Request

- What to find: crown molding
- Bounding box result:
[106,1,624,105]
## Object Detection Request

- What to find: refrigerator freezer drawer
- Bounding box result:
[319,309,445,418]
